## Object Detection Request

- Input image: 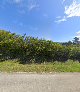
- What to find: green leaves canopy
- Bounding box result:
[0,30,79,63]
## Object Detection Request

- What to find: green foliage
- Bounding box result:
[69,47,80,61]
[0,60,80,72]
[73,37,79,44]
[0,30,80,64]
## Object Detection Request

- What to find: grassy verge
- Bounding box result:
[0,60,80,73]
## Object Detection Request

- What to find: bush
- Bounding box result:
[69,47,80,61]
[1,30,80,64]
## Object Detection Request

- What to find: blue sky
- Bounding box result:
[0,0,80,42]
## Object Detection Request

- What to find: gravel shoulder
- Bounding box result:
[0,73,80,92]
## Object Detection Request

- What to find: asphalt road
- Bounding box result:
[0,73,80,92]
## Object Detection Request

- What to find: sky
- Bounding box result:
[0,0,80,42]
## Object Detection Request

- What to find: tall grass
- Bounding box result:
[0,60,80,73]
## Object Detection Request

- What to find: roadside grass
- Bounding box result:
[0,60,80,73]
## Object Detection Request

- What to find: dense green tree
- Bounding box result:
[73,37,79,44]
[0,30,80,63]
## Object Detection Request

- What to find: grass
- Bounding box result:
[0,60,80,73]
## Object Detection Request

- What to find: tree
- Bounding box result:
[73,37,79,44]
[62,41,72,46]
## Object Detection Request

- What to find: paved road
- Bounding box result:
[0,73,80,92]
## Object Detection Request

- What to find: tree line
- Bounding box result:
[0,30,80,64]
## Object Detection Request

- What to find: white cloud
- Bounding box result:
[56,16,61,19]
[5,0,23,4]
[55,16,67,23]
[62,0,66,3]
[76,31,80,40]
[1,0,39,12]
[56,0,80,23]
[65,0,80,18]
[27,4,39,11]
[13,0,22,4]
[76,31,80,35]
[62,0,66,4]
[27,0,39,11]
[76,31,80,36]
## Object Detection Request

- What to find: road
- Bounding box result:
[0,73,80,92]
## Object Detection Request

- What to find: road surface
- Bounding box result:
[0,73,80,92]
